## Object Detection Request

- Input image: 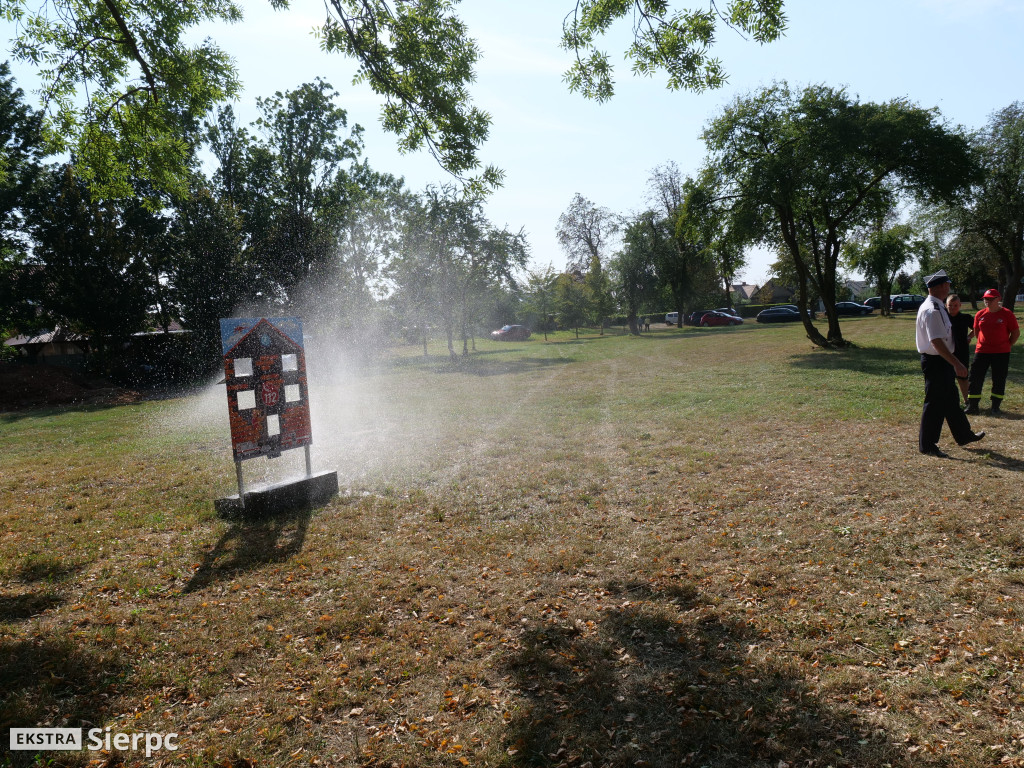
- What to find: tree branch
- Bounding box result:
[99,0,159,103]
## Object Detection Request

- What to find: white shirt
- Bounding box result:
[916,295,952,355]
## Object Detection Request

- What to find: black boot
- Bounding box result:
[965,400,980,415]
[992,398,1002,414]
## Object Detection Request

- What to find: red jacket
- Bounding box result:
[973,307,1020,354]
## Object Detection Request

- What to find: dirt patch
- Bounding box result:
[0,363,141,410]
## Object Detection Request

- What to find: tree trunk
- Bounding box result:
[818,240,848,347]
[782,229,830,347]
[444,320,456,360]
[1000,255,1024,312]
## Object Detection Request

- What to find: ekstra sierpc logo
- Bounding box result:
[10,729,82,750]
[10,727,179,757]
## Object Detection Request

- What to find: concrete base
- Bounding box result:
[215,470,339,518]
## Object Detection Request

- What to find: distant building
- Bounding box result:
[4,321,191,370]
[844,279,871,300]
[753,279,795,304]
[730,283,759,302]
[3,328,89,367]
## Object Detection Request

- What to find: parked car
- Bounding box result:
[714,307,741,317]
[864,296,882,309]
[665,311,680,325]
[700,310,744,327]
[490,324,531,341]
[687,309,715,325]
[756,307,802,323]
[835,301,874,316]
[891,294,926,312]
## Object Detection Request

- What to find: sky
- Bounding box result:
[6,0,1024,285]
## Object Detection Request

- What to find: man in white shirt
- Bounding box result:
[916,270,984,457]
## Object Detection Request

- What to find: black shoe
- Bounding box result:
[992,402,1002,414]
[921,447,950,458]
[958,431,985,446]
[965,403,980,414]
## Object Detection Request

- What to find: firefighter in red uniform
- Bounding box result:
[966,288,1020,415]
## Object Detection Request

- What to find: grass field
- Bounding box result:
[4,315,1024,767]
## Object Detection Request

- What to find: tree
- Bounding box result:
[456,217,529,354]
[614,215,662,334]
[682,170,750,306]
[703,82,978,348]
[0,61,49,331]
[390,185,526,359]
[584,251,615,334]
[248,79,366,303]
[934,231,998,308]
[646,165,690,327]
[310,169,410,340]
[895,271,913,294]
[522,265,558,340]
[205,104,252,207]
[556,193,620,273]
[563,1,786,100]
[3,0,241,200]
[4,1,787,196]
[24,166,164,364]
[555,271,590,339]
[312,0,786,187]
[958,102,1024,309]
[167,184,247,352]
[843,222,919,317]
[644,164,711,326]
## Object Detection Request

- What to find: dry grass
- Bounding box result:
[4,316,1024,767]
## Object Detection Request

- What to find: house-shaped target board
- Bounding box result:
[214,317,337,517]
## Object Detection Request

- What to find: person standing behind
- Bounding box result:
[966,288,1020,415]
[916,270,985,458]
[946,293,973,406]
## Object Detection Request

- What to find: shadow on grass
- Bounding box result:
[502,582,908,768]
[789,345,918,379]
[0,591,64,623]
[10,554,83,584]
[183,508,312,593]
[965,447,1024,471]
[390,353,576,378]
[0,636,124,761]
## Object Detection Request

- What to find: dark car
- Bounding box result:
[699,310,744,327]
[864,296,882,309]
[687,309,715,326]
[891,294,926,312]
[490,324,531,341]
[714,307,741,317]
[835,301,874,316]
[756,307,802,323]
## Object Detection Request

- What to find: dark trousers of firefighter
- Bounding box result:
[968,352,1010,403]
[920,354,975,451]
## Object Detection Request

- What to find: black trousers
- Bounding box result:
[920,354,975,451]
[968,351,1010,402]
